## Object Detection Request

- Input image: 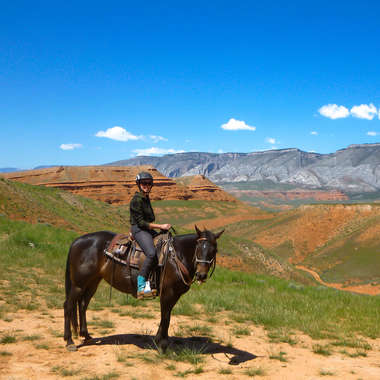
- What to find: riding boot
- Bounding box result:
[137,275,153,299]
[139,255,158,298]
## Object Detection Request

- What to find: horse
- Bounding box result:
[63,225,224,352]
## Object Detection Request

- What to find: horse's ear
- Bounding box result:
[215,229,224,239]
[195,225,202,237]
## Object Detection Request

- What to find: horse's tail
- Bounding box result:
[65,248,71,298]
[64,243,78,336]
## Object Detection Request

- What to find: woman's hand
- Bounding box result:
[160,223,171,230]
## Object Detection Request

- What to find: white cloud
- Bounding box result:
[367,131,378,136]
[266,137,276,144]
[310,131,318,135]
[351,103,377,120]
[133,147,185,156]
[95,126,142,141]
[221,118,256,131]
[217,149,224,153]
[60,143,82,150]
[149,135,168,143]
[318,104,350,119]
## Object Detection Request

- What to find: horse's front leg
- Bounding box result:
[155,288,184,352]
[79,279,101,342]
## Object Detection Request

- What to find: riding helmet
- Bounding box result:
[136,171,154,184]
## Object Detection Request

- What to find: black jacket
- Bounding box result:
[129,191,155,230]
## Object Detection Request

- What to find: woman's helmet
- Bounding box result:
[136,171,154,186]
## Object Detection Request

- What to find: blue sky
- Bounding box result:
[1,0,379,169]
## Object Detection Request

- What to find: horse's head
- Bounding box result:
[194,225,224,283]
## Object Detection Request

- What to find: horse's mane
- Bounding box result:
[173,233,197,244]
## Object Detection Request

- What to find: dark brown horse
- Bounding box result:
[63,225,224,352]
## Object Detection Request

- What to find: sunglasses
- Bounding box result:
[140,181,153,186]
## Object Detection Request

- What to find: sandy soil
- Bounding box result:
[1,305,380,380]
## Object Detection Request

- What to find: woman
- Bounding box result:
[130,171,171,299]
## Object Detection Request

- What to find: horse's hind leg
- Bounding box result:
[64,285,83,350]
[79,278,101,342]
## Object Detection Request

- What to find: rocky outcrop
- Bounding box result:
[1,166,235,204]
[174,175,237,202]
[108,143,380,193]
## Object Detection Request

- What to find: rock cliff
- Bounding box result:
[108,143,380,193]
[1,166,235,204]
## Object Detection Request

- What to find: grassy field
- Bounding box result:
[3,177,380,287]
[2,179,380,379]
[0,177,130,233]
[1,215,379,345]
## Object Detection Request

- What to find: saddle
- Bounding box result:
[104,232,172,293]
[104,232,171,268]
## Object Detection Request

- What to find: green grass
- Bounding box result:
[320,369,335,376]
[312,344,332,356]
[0,178,130,234]
[52,365,82,377]
[173,267,380,340]
[80,372,119,380]
[269,351,288,362]
[22,334,41,341]
[88,319,115,329]
[159,346,206,365]
[0,350,12,356]
[233,326,251,337]
[218,368,232,374]
[174,366,204,377]
[244,367,266,377]
[267,328,297,345]
[306,237,380,284]
[1,186,380,348]
[35,343,49,350]
[0,333,16,344]
[331,337,371,350]
[120,310,155,319]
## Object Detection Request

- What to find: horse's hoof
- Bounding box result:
[66,344,78,352]
[156,339,169,353]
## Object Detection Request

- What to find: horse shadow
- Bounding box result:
[77,334,257,365]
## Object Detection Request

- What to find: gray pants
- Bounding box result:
[131,225,158,279]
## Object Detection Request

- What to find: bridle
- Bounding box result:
[169,234,218,288]
[194,236,217,279]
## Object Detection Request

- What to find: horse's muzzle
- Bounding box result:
[195,271,207,283]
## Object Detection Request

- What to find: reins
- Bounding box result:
[160,227,195,294]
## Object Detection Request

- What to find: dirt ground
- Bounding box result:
[1,305,380,380]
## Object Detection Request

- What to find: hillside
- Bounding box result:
[174,174,237,202]
[0,177,130,234]
[0,177,311,285]
[1,166,236,204]
[2,176,380,294]
[223,204,380,294]
[2,215,380,379]
[108,143,380,193]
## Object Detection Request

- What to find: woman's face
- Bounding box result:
[140,180,153,194]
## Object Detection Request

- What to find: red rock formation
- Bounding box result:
[174,175,237,202]
[1,166,236,204]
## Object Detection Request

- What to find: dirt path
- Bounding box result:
[296,265,380,296]
[1,306,380,379]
